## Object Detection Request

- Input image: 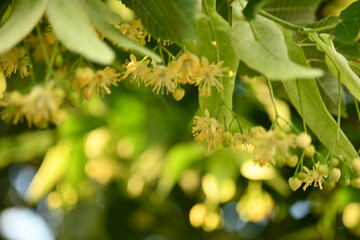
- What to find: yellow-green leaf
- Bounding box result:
[0,0,47,54]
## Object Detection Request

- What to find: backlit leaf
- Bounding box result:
[0,0,47,54]
[83,0,161,62]
[231,1,323,81]
[46,0,115,65]
[335,1,360,42]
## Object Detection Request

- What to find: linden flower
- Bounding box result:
[146,63,176,94]
[232,132,252,153]
[252,129,295,167]
[94,67,122,96]
[302,163,328,191]
[75,67,121,100]
[115,19,149,45]
[121,54,151,86]
[172,52,200,85]
[192,109,224,150]
[192,57,226,97]
[20,82,64,127]
[0,91,24,124]
[0,47,31,78]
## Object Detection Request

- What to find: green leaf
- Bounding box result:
[309,33,360,102]
[121,0,197,44]
[82,0,161,62]
[282,30,356,162]
[231,1,323,81]
[46,0,115,65]
[157,142,204,198]
[335,1,360,42]
[83,0,122,25]
[243,0,271,20]
[195,0,239,125]
[263,0,322,25]
[306,15,340,33]
[0,0,47,54]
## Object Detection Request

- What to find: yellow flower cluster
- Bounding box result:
[0,47,31,78]
[73,66,122,100]
[115,19,149,46]
[192,110,317,167]
[121,52,228,98]
[0,81,64,127]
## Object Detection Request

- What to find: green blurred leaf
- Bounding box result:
[121,0,197,44]
[231,1,323,81]
[0,0,47,54]
[46,0,115,64]
[282,30,357,162]
[195,0,239,125]
[243,0,271,20]
[0,130,55,168]
[157,142,204,198]
[310,33,360,101]
[83,0,161,62]
[263,0,322,25]
[335,1,360,42]
[25,139,72,204]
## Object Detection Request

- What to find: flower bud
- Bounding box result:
[317,164,329,176]
[329,168,341,182]
[172,88,185,101]
[295,133,312,149]
[288,177,302,191]
[303,145,315,157]
[351,178,360,188]
[352,157,360,172]
[286,155,298,168]
[339,178,350,187]
[297,172,307,181]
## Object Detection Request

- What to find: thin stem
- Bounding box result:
[336,77,342,142]
[258,10,301,31]
[36,25,51,70]
[23,41,37,85]
[354,99,360,123]
[296,80,307,133]
[266,78,279,127]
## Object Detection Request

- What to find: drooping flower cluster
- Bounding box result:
[73,66,122,100]
[0,81,64,127]
[121,52,228,98]
[0,46,31,78]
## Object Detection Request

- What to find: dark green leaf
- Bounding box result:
[335,1,360,42]
[83,0,161,62]
[0,0,47,54]
[264,0,322,25]
[231,1,323,81]
[121,0,197,44]
[243,0,271,20]
[283,30,356,162]
[47,0,115,65]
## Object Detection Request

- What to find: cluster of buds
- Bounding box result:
[121,52,230,100]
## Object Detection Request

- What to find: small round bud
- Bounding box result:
[172,88,185,101]
[339,178,350,187]
[329,168,341,183]
[288,177,302,191]
[324,180,336,190]
[297,172,307,181]
[75,67,95,87]
[351,178,360,188]
[352,157,360,172]
[222,131,233,141]
[317,164,329,176]
[295,133,312,149]
[286,155,298,168]
[330,157,340,167]
[303,145,315,157]
[8,91,23,106]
